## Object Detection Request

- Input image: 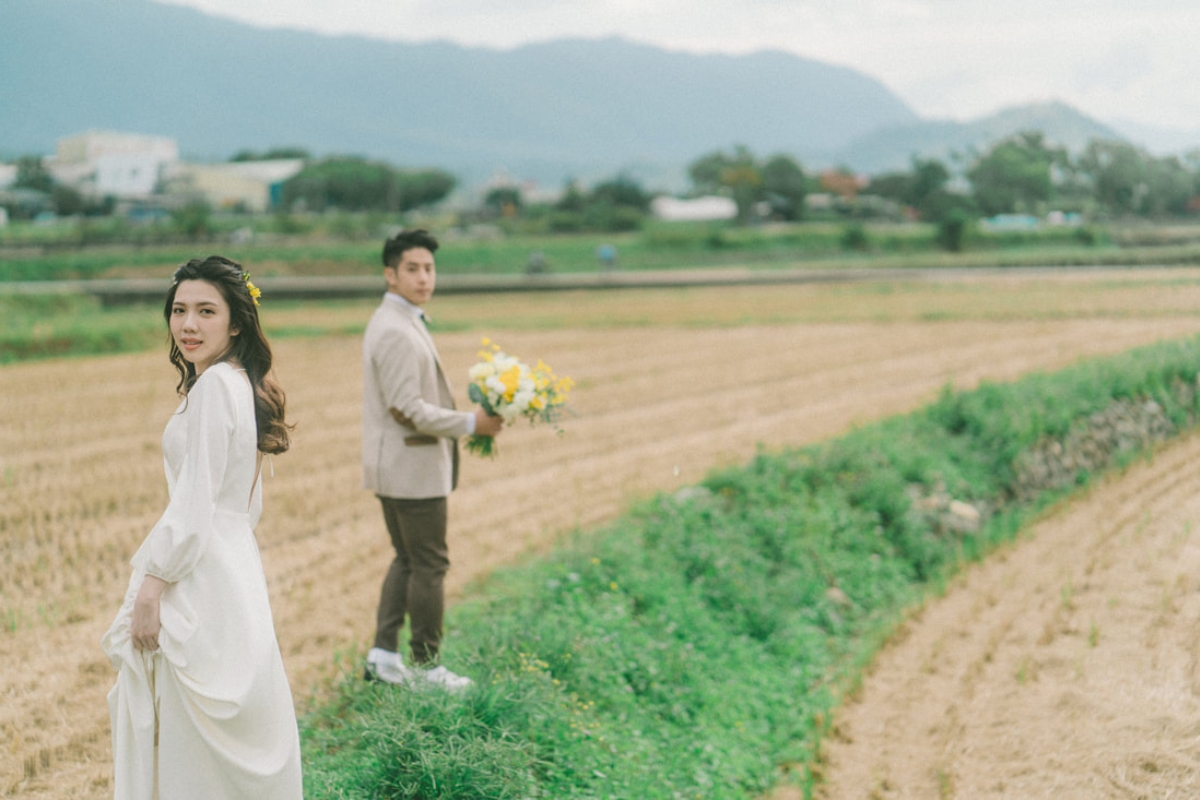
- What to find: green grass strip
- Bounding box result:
[6,220,1199,283]
[301,335,1200,799]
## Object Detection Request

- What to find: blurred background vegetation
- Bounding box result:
[3,129,1199,260]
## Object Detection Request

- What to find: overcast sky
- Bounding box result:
[154,0,1200,133]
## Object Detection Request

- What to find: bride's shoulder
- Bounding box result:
[190,363,248,404]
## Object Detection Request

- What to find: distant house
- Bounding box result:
[651,195,737,222]
[980,212,1082,231]
[804,193,835,212]
[0,163,17,190]
[166,159,305,212]
[49,130,179,198]
[818,169,869,200]
[979,214,1040,231]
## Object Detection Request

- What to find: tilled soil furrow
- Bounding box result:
[820,431,1200,798]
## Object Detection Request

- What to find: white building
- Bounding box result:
[167,159,305,212]
[49,130,179,198]
[650,195,738,222]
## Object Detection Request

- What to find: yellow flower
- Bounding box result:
[499,364,521,400]
[464,338,574,458]
[241,271,262,306]
[552,376,574,403]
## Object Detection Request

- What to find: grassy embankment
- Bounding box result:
[299,334,1200,799]
[5,219,1200,364]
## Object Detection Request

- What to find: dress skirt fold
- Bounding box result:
[103,363,301,799]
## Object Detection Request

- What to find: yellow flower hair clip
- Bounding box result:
[242,271,262,306]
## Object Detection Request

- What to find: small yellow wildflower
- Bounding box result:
[241,272,262,306]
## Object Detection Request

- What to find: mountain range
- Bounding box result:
[2,0,1192,189]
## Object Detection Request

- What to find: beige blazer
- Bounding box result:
[362,297,472,499]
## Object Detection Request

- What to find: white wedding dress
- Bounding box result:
[103,362,302,799]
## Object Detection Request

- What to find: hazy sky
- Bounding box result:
[154,0,1200,132]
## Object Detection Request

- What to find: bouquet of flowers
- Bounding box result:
[465,338,574,457]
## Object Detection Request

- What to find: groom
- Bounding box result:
[361,228,503,690]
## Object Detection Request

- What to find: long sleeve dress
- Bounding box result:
[102,362,302,800]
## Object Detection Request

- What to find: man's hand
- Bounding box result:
[474,408,504,437]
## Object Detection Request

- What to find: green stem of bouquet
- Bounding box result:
[464,434,497,458]
[466,383,500,458]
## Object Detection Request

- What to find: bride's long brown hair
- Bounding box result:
[164,256,293,455]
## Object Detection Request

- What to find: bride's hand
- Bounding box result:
[130,575,169,651]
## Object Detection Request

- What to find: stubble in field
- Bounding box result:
[5,269,1200,797]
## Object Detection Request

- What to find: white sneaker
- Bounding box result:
[415,664,474,692]
[365,648,416,686]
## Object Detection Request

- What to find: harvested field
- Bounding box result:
[5,267,1200,797]
[813,428,1200,799]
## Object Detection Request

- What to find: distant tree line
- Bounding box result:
[0,151,458,225]
[480,175,653,234]
[230,147,311,162]
[488,131,1199,237]
[8,155,115,218]
[280,156,456,213]
[3,131,1198,235]
[866,131,1200,220]
[481,149,808,234]
[687,146,807,223]
[688,133,1200,225]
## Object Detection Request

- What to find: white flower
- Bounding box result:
[469,362,496,381]
[511,390,535,413]
[500,404,523,423]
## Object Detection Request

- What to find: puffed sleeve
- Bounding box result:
[143,371,235,583]
[374,325,472,439]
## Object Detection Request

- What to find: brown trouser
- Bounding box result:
[373,496,449,665]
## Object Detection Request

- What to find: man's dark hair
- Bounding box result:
[382,228,439,268]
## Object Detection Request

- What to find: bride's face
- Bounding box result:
[170,280,238,374]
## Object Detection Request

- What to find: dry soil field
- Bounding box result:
[814,426,1200,799]
[6,268,1200,798]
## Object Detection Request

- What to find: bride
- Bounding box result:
[102,256,302,799]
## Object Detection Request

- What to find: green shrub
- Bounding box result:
[839,222,870,251]
[547,212,585,233]
[936,210,970,252]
